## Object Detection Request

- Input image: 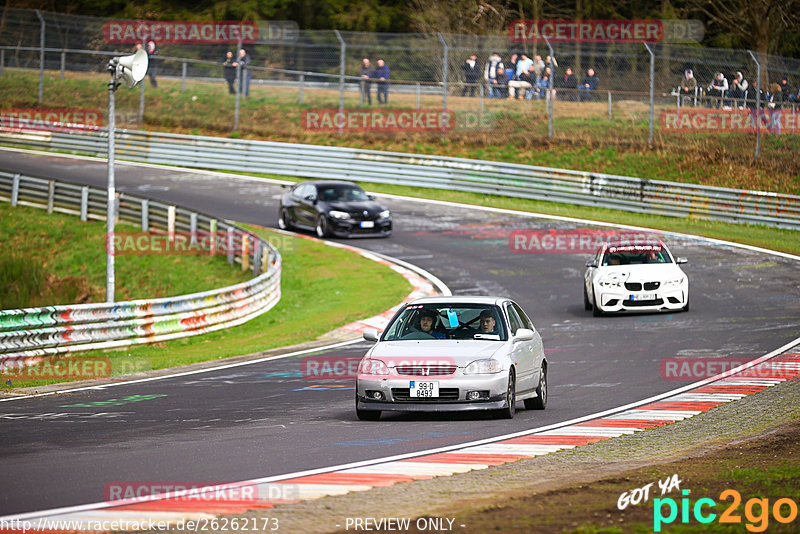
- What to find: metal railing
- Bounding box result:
[0,171,282,366]
[1,126,799,230]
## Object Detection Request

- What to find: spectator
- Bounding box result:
[509,53,519,79]
[484,53,505,98]
[509,64,535,100]
[779,76,795,104]
[729,72,749,108]
[461,54,480,97]
[543,55,558,77]
[233,48,250,97]
[495,65,509,98]
[373,59,390,104]
[360,58,372,105]
[516,53,533,80]
[578,68,599,102]
[536,67,551,99]
[678,68,697,105]
[221,51,236,94]
[531,54,545,80]
[145,40,158,88]
[555,67,577,101]
[707,72,728,108]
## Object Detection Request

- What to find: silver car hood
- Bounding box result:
[367,339,505,366]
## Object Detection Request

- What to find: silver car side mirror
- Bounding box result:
[514,328,535,342]
[363,329,380,342]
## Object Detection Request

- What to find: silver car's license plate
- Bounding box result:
[410,380,439,397]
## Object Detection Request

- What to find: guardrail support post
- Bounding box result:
[210,218,217,255]
[141,199,149,231]
[189,212,197,245]
[11,174,20,206]
[80,186,89,221]
[167,205,176,243]
[181,61,187,92]
[60,50,66,80]
[227,227,234,265]
[298,73,304,104]
[242,235,250,272]
[253,242,262,276]
[47,180,55,213]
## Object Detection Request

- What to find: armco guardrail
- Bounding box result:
[1,125,799,229]
[0,171,281,366]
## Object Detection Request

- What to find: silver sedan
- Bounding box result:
[355,296,548,420]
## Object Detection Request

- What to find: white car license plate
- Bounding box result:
[631,292,657,301]
[410,381,439,398]
[360,221,375,229]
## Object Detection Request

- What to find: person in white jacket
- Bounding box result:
[729,72,749,108]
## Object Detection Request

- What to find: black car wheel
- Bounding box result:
[495,370,516,419]
[524,365,547,410]
[356,393,381,421]
[277,208,291,230]
[315,215,330,238]
[592,288,604,317]
[583,284,592,311]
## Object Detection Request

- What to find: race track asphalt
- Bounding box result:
[2,151,799,516]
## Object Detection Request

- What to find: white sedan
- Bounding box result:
[584,242,689,316]
[355,296,548,421]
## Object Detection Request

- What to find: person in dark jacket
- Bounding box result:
[373,59,390,104]
[145,40,158,88]
[233,48,250,96]
[461,54,480,97]
[578,68,599,102]
[555,67,577,101]
[222,51,236,94]
[360,58,372,105]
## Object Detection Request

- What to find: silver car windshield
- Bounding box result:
[382,304,507,341]
[602,245,672,266]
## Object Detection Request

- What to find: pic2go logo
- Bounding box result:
[654,489,799,532]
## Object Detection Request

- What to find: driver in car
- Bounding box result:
[419,309,446,339]
[477,310,498,334]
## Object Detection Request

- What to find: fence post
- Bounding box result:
[139,72,145,124]
[546,39,554,140]
[60,50,65,80]
[47,180,55,213]
[141,199,149,231]
[35,10,45,106]
[209,218,217,255]
[241,235,250,272]
[748,50,761,159]
[608,91,612,120]
[298,73,304,104]
[233,37,242,132]
[181,61,187,92]
[438,33,448,111]
[227,226,235,265]
[80,186,89,221]
[1,49,5,77]
[334,30,345,135]
[644,43,654,147]
[11,174,20,206]
[416,82,421,109]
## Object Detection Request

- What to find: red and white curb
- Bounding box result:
[4,347,798,530]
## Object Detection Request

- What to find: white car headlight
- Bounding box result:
[328,210,350,220]
[358,359,388,375]
[599,273,627,288]
[378,209,391,219]
[664,277,685,287]
[464,359,502,374]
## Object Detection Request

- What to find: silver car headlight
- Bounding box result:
[328,210,350,220]
[378,209,391,219]
[358,359,389,375]
[464,359,502,375]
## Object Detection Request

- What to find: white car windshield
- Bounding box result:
[602,245,672,266]
[382,304,507,341]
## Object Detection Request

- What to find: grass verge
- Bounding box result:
[1,207,411,390]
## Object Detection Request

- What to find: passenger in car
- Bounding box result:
[477,310,499,334]
[418,310,447,339]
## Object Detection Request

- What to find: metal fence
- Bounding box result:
[1,126,797,230]
[1,8,799,158]
[0,171,282,365]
